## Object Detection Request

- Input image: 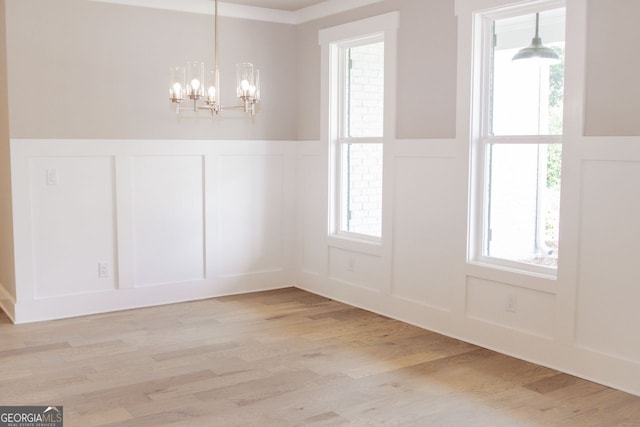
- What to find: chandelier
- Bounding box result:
[169,0,261,116]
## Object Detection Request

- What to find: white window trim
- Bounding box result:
[319,12,398,254]
[478,3,563,277]
[479,1,565,278]
[457,0,587,280]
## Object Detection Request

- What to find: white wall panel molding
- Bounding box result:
[390,154,462,313]
[465,276,555,339]
[131,155,206,287]
[29,155,118,298]
[298,153,326,276]
[114,155,135,290]
[294,141,327,279]
[391,294,452,314]
[217,153,286,277]
[9,138,296,323]
[328,247,383,292]
[574,159,640,364]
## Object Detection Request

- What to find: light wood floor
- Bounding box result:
[1,288,640,426]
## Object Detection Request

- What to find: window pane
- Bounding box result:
[347,42,384,138]
[491,9,565,136]
[341,143,383,237]
[484,144,561,268]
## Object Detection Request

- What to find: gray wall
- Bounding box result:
[9,0,635,140]
[5,0,640,138]
[584,0,640,136]
[0,0,16,299]
[296,0,458,140]
[296,0,640,139]
[5,0,298,140]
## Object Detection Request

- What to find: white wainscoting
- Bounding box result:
[8,139,297,323]
[574,153,640,363]
[296,137,640,397]
[391,152,463,313]
[297,149,327,277]
[131,155,205,287]
[29,155,118,298]
[6,136,640,397]
[218,154,285,278]
[465,276,555,340]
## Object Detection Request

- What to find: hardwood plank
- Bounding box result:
[0,287,639,426]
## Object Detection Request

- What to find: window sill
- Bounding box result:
[467,258,558,294]
[328,233,382,257]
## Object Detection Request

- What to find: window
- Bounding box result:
[338,39,384,238]
[471,3,566,275]
[319,13,398,245]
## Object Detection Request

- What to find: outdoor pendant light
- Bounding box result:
[512,12,560,63]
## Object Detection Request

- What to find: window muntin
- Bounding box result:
[474,4,565,274]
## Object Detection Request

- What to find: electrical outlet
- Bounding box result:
[46,169,59,186]
[98,262,110,278]
[347,258,355,272]
[506,294,517,313]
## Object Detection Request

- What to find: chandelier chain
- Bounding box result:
[214,0,219,74]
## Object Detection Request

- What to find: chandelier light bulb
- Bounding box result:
[240,79,250,91]
[171,82,183,100]
[191,79,201,90]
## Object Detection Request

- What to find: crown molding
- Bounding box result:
[293,0,384,24]
[89,0,384,24]
[90,0,295,23]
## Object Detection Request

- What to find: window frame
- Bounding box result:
[336,35,385,241]
[470,0,566,278]
[319,12,398,252]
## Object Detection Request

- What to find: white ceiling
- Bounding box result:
[219,0,327,12]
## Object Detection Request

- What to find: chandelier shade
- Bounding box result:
[169,66,185,102]
[236,62,261,111]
